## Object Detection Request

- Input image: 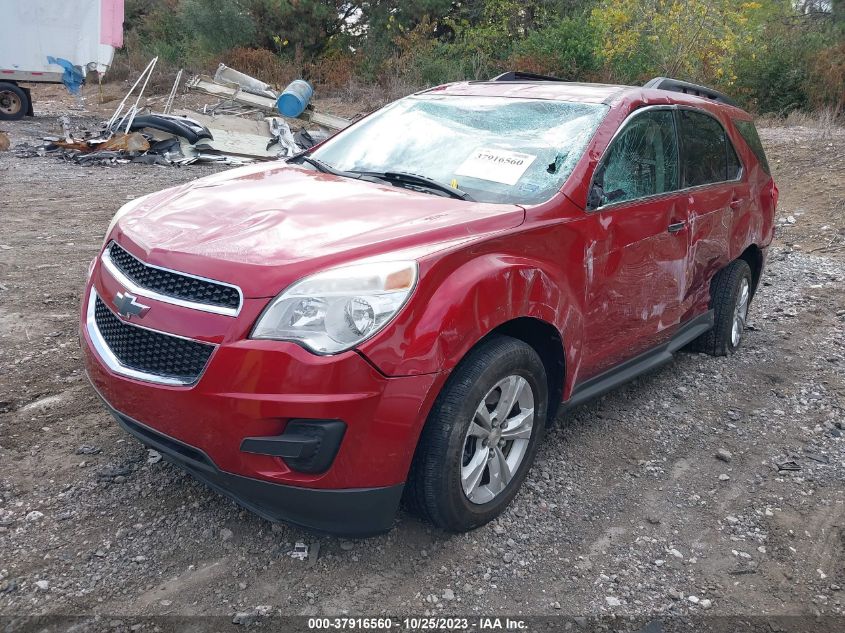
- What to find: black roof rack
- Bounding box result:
[491,71,564,83]
[643,77,737,107]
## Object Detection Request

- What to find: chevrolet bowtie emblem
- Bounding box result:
[114,291,150,320]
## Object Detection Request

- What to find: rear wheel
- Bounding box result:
[405,335,548,531]
[0,83,28,121]
[693,259,753,356]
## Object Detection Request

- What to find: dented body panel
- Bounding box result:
[112,164,526,299]
[81,80,776,533]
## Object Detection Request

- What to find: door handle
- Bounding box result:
[667,222,686,233]
[729,198,744,210]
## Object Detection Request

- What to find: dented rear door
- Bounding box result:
[677,108,746,316]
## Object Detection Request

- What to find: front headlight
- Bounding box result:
[251,261,418,354]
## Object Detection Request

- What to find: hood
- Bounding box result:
[112,163,525,297]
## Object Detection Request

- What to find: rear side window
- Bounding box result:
[594,109,679,206]
[727,141,742,180]
[679,110,741,187]
[733,119,771,174]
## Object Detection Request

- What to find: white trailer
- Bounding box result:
[0,0,124,120]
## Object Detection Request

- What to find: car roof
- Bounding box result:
[423,80,628,104]
[421,80,750,117]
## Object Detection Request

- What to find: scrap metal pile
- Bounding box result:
[16,58,350,167]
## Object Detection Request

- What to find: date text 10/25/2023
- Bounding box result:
[306,617,529,630]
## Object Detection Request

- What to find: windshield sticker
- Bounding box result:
[455,148,537,186]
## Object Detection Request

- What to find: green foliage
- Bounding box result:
[510,14,600,79]
[119,0,844,114]
[180,0,258,56]
[729,0,844,113]
[732,29,815,113]
[376,2,601,87]
[123,0,188,63]
[590,0,771,84]
[244,0,356,58]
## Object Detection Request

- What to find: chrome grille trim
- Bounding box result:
[101,242,243,317]
[85,290,216,387]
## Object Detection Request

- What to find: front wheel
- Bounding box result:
[405,335,548,531]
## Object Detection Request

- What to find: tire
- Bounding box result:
[405,335,548,531]
[692,259,753,356]
[0,83,28,121]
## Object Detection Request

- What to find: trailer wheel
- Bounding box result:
[0,83,29,121]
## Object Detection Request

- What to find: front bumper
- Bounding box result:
[81,266,444,533]
[106,401,404,536]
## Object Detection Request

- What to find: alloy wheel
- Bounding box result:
[461,375,535,504]
[732,277,750,347]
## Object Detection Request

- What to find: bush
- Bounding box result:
[731,15,841,114]
[305,53,361,92]
[807,41,845,112]
[508,14,600,79]
[115,0,843,116]
[122,0,187,64]
[375,18,492,88]
[215,48,295,88]
[180,0,257,57]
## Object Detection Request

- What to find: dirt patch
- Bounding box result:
[0,86,843,623]
[761,126,845,258]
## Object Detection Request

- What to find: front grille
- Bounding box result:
[94,296,214,382]
[108,243,240,311]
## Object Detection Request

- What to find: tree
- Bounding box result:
[590,0,766,84]
[181,0,258,55]
[244,0,365,58]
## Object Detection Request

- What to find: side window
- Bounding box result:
[593,110,678,207]
[727,140,742,180]
[679,110,739,186]
[733,119,770,174]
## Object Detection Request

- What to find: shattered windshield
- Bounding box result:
[309,95,608,204]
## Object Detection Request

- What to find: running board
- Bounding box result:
[562,310,714,411]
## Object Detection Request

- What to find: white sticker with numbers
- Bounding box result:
[455,148,537,186]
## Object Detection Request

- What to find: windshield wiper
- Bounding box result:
[287,153,359,179]
[354,170,475,201]
[287,154,390,186]
[288,157,475,201]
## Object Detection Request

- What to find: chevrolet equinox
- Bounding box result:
[81,74,777,535]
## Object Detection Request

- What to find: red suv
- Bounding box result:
[81,74,777,535]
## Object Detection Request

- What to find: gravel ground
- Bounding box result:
[0,90,843,629]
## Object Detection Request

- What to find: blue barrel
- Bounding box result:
[277,79,314,117]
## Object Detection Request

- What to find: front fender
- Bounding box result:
[358,249,583,379]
